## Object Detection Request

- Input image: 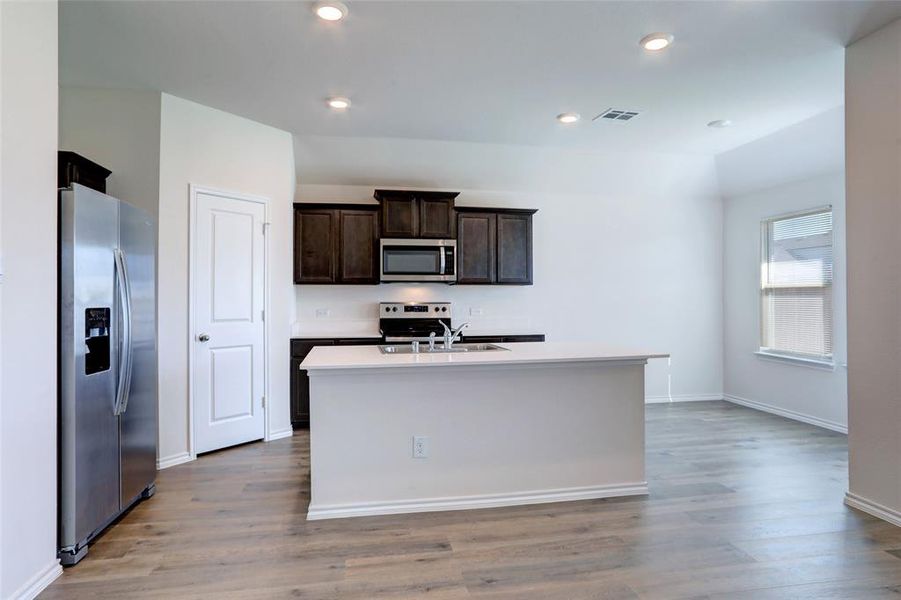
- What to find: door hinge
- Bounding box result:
[261,396,266,409]
[261,309,265,321]
[262,222,271,235]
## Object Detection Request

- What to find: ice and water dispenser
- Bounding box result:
[84,307,110,374]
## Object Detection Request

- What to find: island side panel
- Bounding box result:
[307,360,646,519]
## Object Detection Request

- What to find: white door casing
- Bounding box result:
[191,187,267,454]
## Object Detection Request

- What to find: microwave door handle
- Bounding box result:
[439,247,446,274]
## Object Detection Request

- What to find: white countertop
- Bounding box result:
[301,341,669,371]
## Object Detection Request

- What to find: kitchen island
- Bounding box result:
[301,342,668,520]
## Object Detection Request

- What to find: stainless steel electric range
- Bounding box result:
[379,302,452,342]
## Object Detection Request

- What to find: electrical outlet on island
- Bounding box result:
[412,436,429,459]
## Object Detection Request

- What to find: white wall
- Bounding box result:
[0,1,62,598]
[294,136,724,401]
[719,109,848,432]
[157,94,296,465]
[58,86,161,216]
[844,19,901,525]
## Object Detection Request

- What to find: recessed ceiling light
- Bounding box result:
[707,119,733,128]
[314,1,348,21]
[556,112,580,124]
[639,32,674,51]
[327,96,351,110]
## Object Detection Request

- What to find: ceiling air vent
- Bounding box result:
[593,109,640,122]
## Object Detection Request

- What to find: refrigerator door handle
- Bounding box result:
[114,249,134,415]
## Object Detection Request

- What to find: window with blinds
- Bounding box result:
[760,208,833,362]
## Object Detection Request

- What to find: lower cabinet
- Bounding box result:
[291,335,544,428]
[461,334,546,344]
[290,338,382,428]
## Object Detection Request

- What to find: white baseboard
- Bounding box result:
[845,491,901,527]
[723,394,847,434]
[307,482,648,521]
[10,560,62,600]
[267,428,294,441]
[645,393,723,404]
[156,451,194,470]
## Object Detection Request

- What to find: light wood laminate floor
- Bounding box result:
[41,401,901,599]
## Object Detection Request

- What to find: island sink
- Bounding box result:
[378,343,507,354]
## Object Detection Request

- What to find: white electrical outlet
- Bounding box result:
[412,435,429,459]
[315,308,331,318]
[470,307,484,317]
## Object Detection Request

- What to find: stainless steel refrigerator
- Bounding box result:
[58,183,158,566]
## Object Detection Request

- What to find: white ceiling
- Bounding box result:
[60,1,901,156]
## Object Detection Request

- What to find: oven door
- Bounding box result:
[380,239,456,282]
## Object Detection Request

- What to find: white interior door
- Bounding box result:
[192,188,266,454]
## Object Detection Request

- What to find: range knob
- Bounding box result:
[385,307,391,312]
[441,307,447,312]
[434,307,440,312]
[392,307,398,312]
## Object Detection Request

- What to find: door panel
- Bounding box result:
[294,209,337,283]
[210,346,255,421]
[497,213,533,284]
[212,210,255,319]
[380,195,417,238]
[457,212,496,284]
[339,210,379,283]
[290,340,334,428]
[194,191,266,454]
[418,197,454,238]
[118,200,158,504]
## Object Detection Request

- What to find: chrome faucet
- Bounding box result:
[428,331,437,352]
[439,321,469,349]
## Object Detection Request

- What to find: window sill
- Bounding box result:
[754,351,835,371]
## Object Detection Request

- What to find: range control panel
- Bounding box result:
[379,302,450,318]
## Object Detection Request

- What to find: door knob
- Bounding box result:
[198,333,210,342]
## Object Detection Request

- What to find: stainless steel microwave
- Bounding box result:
[380,238,457,283]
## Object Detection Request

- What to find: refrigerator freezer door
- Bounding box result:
[59,184,121,550]
[118,200,158,505]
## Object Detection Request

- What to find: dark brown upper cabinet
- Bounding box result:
[497,212,534,284]
[377,192,417,238]
[294,208,337,283]
[457,211,496,284]
[418,196,456,238]
[456,208,536,285]
[375,189,459,238]
[338,209,379,283]
[294,204,379,284]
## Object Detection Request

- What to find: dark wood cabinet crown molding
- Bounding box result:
[58,151,112,194]
[373,190,461,202]
[455,207,538,215]
[294,202,378,211]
